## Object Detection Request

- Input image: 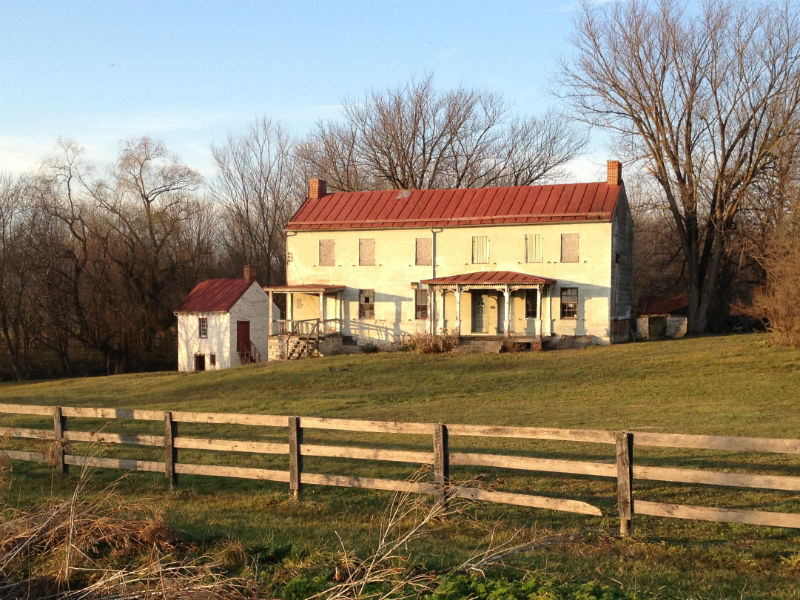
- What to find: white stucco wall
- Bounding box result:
[177,312,230,371]
[228,283,271,366]
[287,219,622,344]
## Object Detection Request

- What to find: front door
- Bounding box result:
[471,292,490,333]
[194,354,205,371]
[237,320,250,354]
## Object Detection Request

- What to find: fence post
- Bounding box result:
[164,411,178,489]
[616,431,634,536]
[52,406,68,476]
[289,416,302,500]
[433,423,450,508]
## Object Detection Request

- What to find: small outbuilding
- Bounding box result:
[635,293,689,340]
[175,267,278,371]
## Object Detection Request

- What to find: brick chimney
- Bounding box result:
[607,160,622,186]
[243,265,257,283]
[309,178,327,199]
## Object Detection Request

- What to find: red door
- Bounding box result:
[237,321,250,358]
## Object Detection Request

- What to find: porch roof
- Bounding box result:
[263,283,345,293]
[421,271,554,286]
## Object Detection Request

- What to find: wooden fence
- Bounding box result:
[1,402,799,535]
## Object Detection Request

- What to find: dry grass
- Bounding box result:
[402,331,459,354]
[0,449,256,599]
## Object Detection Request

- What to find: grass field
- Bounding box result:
[2,333,800,598]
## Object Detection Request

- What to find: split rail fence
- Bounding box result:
[1,402,799,535]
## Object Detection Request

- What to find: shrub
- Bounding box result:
[404,331,458,354]
[360,342,380,354]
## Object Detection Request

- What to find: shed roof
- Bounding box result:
[636,293,689,315]
[176,279,255,312]
[287,181,621,231]
[422,271,554,286]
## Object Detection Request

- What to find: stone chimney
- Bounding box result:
[607,160,622,186]
[243,265,257,283]
[309,178,327,199]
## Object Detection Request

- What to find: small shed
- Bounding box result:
[175,267,279,371]
[636,294,689,340]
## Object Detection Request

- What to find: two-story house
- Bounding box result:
[265,161,633,354]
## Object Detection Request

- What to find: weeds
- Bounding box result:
[402,332,458,354]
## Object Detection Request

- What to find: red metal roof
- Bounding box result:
[177,279,255,312]
[422,271,554,286]
[287,182,621,231]
[636,293,689,315]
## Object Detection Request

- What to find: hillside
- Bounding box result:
[1,333,800,599]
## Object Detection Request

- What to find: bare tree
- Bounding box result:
[558,0,800,333]
[211,117,303,285]
[297,74,586,192]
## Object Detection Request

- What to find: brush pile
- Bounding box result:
[0,474,255,599]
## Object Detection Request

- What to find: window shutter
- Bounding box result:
[415,238,432,266]
[561,233,579,263]
[525,234,542,263]
[319,239,335,266]
[472,235,489,264]
[359,238,375,266]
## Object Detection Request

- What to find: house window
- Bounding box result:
[359,289,375,319]
[319,239,335,266]
[198,317,208,338]
[525,290,538,319]
[472,235,489,264]
[359,238,375,266]
[415,238,432,266]
[209,354,216,367]
[525,234,543,263]
[561,233,579,263]
[560,288,578,319]
[415,289,429,319]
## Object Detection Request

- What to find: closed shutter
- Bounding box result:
[525,234,542,263]
[561,233,579,263]
[415,238,432,266]
[472,235,489,264]
[319,239,335,266]
[359,238,375,266]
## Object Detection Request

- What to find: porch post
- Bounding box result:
[288,292,294,322]
[503,285,512,336]
[536,285,543,337]
[428,286,434,334]
[455,285,462,337]
[267,290,273,335]
[437,289,445,333]
[319,292,326,328]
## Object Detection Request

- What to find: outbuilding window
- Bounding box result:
[415,289,429,319]
[560,288,578,319]
[198,317,208,338]
[209,354,216,366]
[359,289,375,319]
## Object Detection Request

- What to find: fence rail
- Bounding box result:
[1,402,799,534]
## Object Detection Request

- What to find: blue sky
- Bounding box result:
[1,0,610,180]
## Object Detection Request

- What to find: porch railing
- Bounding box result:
[273,318,341,338]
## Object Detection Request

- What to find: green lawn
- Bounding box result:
[2,334,800,599]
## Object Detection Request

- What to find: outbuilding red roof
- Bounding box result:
[176,279,255,312]
[287,182,621,231]
[636,293,689,315]
[422,271,554,286]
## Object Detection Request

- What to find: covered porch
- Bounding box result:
[420,271,554,338]
[263,284,345,359]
